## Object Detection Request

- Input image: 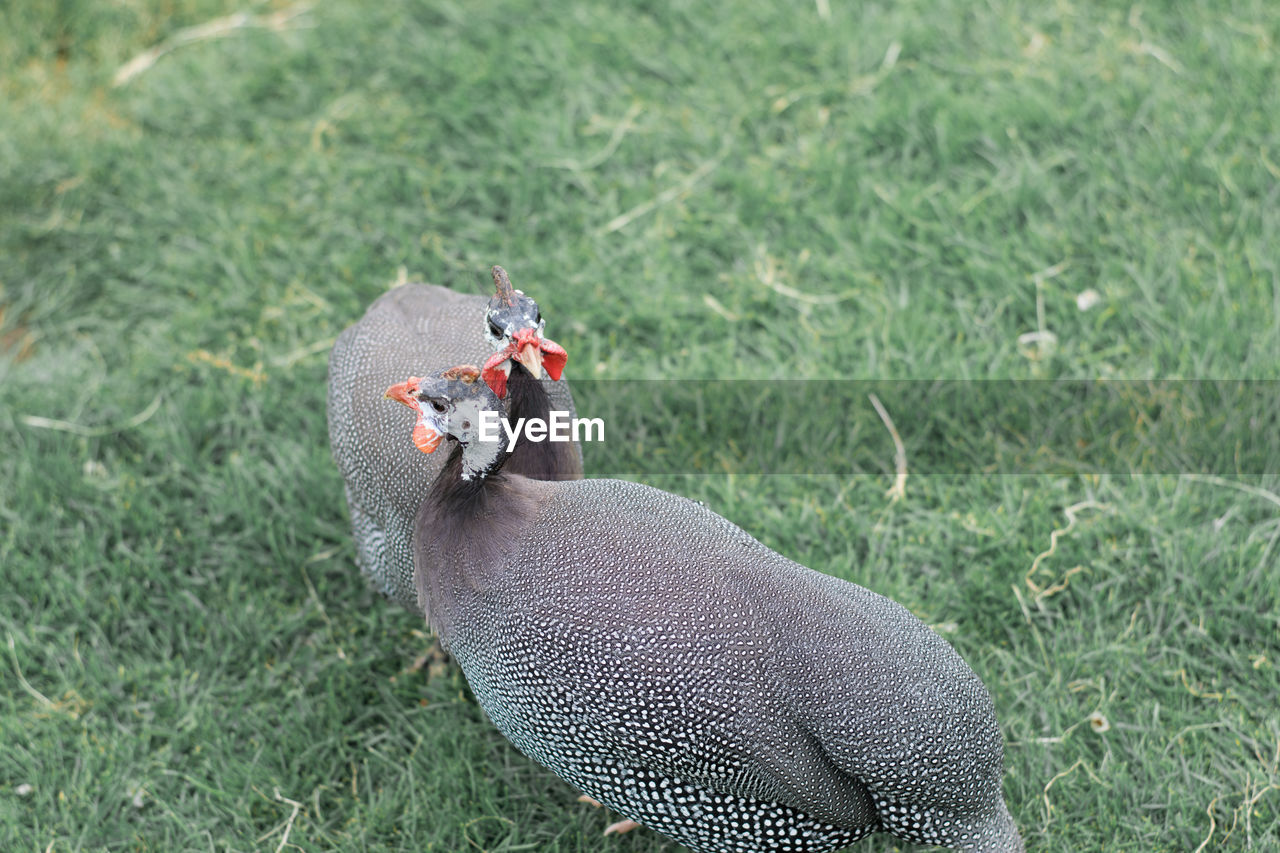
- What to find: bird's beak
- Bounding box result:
[482,329,568,398]
[384,377,422,409]
[512,328,544,379]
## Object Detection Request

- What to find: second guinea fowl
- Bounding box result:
[385,366,1023,853]
[326,265,582,611]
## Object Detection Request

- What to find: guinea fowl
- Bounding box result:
[327,266,581,611]
[384,366,1024,853]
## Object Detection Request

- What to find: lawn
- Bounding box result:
[2,0,1278,850]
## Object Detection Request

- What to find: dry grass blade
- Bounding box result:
[7,633,54,709]
[113,2,313,86]
[1193,794,1219,853]
[546,103,644,171]
[1025,500,1109,603]
[254,788,304,852]
[1184,474,1280,511]
[868,393,907,503]
[20,394,163,437]
[598,118,739,234]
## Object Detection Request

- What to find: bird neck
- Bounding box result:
[504,368,583,481]
[415,443,543,638]
[504,366,552,424]
[430,442,506,513]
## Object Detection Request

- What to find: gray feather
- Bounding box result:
[327,283,580,610]
[419,477,1023,852]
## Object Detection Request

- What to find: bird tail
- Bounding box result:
[969,799,1024,852]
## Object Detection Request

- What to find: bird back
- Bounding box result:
[424,476,1016,851]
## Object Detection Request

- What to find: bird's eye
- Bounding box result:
[535,310,542,324]
[428,399,447,414]
[488,319,504,338]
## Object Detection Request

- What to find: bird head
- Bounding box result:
[480,265,568,398]
[385,365,508,480]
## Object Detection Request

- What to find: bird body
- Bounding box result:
[327,275,580,610]
[397,370,1023,852]
[417,473,1019,852]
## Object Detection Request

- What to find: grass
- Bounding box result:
[2,0,1278,850]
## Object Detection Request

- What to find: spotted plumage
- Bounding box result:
[326,270,580,610]
[395,370,1023,852]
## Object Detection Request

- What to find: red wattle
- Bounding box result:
[414,417,445,450]
[481,350,512,398]
[412,419,443,454]
[540,338,568,381]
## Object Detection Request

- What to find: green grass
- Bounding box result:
[2,0,1278,850]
